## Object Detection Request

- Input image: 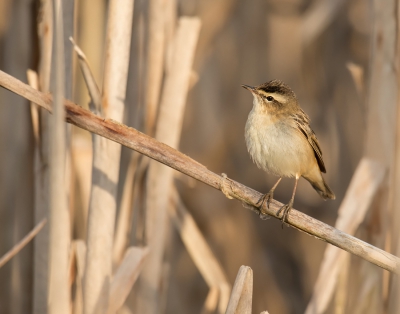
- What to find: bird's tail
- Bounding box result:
[305,175,335,200]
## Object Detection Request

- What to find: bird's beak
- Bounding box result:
[241,84,256,93]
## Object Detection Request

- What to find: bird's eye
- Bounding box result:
[266,96,274,101]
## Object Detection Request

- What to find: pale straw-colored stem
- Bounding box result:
[107,247,148,314]
[48,1,71,313]
[225,266,253,314]
[69,37,102,114]
[83,1,134,313]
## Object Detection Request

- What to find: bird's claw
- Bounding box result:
[277,200,293,227]
[256,191,274,212]
[256,191,274,220]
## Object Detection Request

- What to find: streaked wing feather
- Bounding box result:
[292,110,326,173]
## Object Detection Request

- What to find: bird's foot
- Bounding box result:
[276,199,294,227]
[256,191,274,218]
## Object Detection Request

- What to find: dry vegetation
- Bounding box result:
[0,0,400,314]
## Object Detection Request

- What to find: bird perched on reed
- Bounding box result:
[242,80,335,223]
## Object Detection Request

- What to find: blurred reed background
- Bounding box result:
[0,0,399,313]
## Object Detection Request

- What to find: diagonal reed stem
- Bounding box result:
[0,69,399,275]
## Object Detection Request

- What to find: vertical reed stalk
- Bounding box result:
[144,0,166,135]
[33,1,53,312]
[48,0,70,312]
[83,1,134,313]
[137,17,201,314]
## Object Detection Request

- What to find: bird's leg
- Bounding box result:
[257,177,282,214]
[277,175,299,225]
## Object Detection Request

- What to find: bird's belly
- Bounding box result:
[245,121,313,177]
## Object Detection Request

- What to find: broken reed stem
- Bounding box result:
[0,219,47,268]
[0,69,400,274]
[108,247,149,313]
[225,266,253,314]
[69,37,102,114]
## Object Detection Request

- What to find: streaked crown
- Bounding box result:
[256,80,296,99]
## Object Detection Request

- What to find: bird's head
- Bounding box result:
[242,80,298,116]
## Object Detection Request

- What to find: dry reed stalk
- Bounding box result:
[1,70,400,275]
[107,247,148,313]
[137,17,201,314]
[169,188,230,314]
[33,1,53,312]
[83,0,134,313]
[144,0,166,135]
[305,158,385,314]
[70,37,102,114]
[111,0,154,268]
[69,37,99,240]
[113,152,140,265]
[363,2,399,312]
[0,219,47,268]
[365,0,398,181]
[113,2,148,268]
[225,266,253,314]
[48,1,71,312]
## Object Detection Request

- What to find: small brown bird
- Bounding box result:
[242,80,335,222]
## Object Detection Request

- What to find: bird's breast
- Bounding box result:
[245,111,314,177]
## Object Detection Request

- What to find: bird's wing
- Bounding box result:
[292,109,326,173]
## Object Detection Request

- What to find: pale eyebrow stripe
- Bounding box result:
[258,90,287,103]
